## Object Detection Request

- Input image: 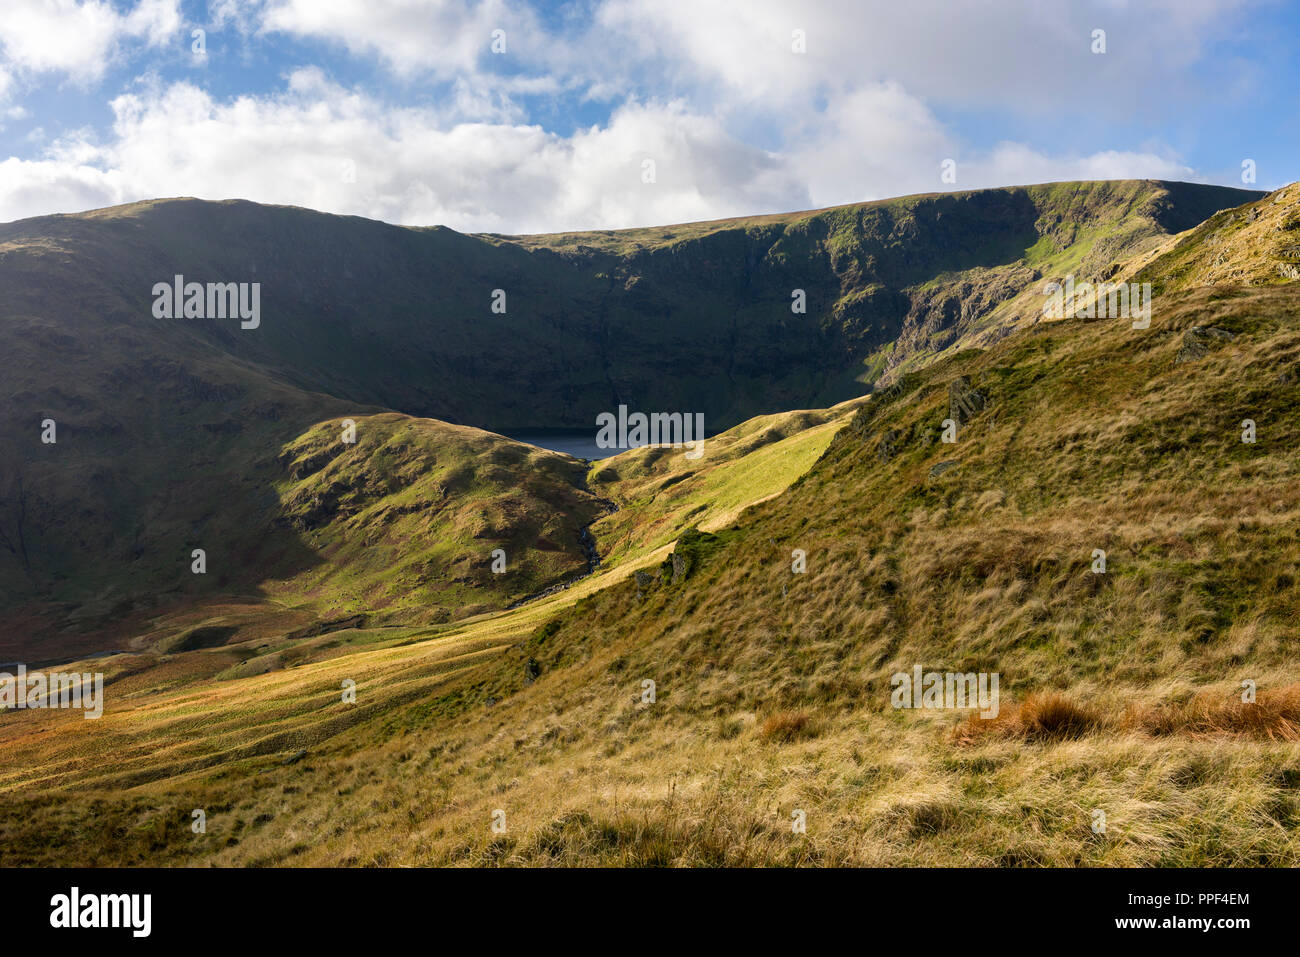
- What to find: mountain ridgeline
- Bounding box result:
[0,180,1264,642]
[2,179,1258,429]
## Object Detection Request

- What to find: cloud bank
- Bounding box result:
[0,0,1258,231]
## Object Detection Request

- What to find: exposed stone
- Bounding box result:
[877,429,901,463]
[901,264,1038,367]
[929,460,959,478]
[1175,326,1236,364]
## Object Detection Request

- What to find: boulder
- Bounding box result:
[1175,326,1235,364]
[877,429,901,463]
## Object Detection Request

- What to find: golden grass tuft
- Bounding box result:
[759,710,819,743]
[956,684,1300,746]
[1133,684,1300,741]
[954,692,1102,744]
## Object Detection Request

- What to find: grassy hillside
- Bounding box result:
[587,397,867,566]
[2,180,1257,646]
[0,394,859,809]
[1135,183,1300,291]
[0,333,606,656]
[1,180,1296,869]
[3,274,1298,865]
[267,413,608,622]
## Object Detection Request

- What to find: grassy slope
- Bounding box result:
[268,412,606,622]
[375,280,1298,866]
[0,394,860,864]
[0,180,1257,640]
[0,338,607,653]
[587,397,868,567]
[1135,183,1300,292]
[3,275,1299,865]
[0,181,1292,867]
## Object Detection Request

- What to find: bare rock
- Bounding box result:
[877,429,901,463]
[1175,326,1236,364]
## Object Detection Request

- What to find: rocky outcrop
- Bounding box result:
[1175,326,1236,364]
[877,428,901,463]
[670,552,688,582]
[886,263,1041,382]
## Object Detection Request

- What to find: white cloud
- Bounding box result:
[245,0,1259,126]
[0,75,806,230]
[783,78,1196,208]
[0,71,1210,231]
[0,1,1254,228]
[210,0,261,34]
[595,0,1256,115]
[0,0,180,85]
[785,82,954,207]
[0,156,122,222]
[261,0,544,79]
[125,0,183,46]
[971,143,1193,189]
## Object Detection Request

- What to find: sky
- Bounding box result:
[0,0,1296,233]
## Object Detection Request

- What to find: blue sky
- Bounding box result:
[0,0,1295,232]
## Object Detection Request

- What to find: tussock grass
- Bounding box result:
[1134,684,1300,742]
[954,693,1102,744]
[760,710,820,743]
[957,684,1300,745]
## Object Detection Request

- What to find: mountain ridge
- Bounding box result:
[0,178,1269,648]
[0,179,1262,428]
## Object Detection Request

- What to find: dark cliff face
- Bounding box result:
[0,180,1260,432]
